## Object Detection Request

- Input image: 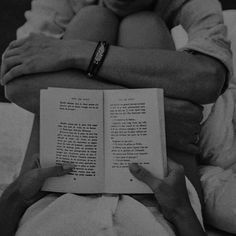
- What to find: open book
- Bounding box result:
[40,88,167,194]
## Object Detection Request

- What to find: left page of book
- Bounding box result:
[40,88,104,193]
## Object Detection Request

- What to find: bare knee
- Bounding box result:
[64,6,119,43]
[118,11,175,49]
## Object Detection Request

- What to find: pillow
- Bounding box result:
[198,10,236,169]
[223,10,236,80]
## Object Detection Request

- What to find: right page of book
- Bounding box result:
[104,88,167,194]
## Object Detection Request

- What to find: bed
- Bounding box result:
[0,1,236,235]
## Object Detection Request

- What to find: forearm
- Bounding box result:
[173,207,206,236]
[4,37,226,112]
[0,184,27,236]
[74,40,226,104]
[5,69,125,114]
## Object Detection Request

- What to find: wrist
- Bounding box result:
[71,40,97,70]
[0,183,28,235]
[171,205,206,236]
[171,205,196,224]
[1,183,28,210]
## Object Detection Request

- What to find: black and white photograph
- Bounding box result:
[0,0,235,235]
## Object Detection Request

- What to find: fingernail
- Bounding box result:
[129,163,140,173]
[62,163,75,171]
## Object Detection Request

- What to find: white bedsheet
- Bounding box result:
[172,10,236,234]
[1,8,236,236]
[197,10,236,233]
[15,177,203,236]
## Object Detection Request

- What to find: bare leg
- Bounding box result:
[118,12,203,203]
[20,6,121,174]
[6,6,122,114]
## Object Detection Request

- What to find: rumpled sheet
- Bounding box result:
[199,11,236,233]
[15,177,202,236]
[172,10,236,234]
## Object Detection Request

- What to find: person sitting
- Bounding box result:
[0,0,232,225]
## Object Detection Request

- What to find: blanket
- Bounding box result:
[15,177,202,236]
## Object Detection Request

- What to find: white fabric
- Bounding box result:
[17,0,75,39]
[200,166,236,233]
[16,177,202,236]
[16,194,175,236]
[198,11,236,233]
[200,84,236,169]
[0,103,34,186]
[172,10,236,233]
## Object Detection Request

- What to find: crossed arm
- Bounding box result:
[2,0,229,110]
[2,34,226,112]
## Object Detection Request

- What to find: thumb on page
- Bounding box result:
[38,164,75,181]
[129,163,162,191]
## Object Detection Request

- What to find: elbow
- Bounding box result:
[204,62,226,103]
[193,56,227,104]
[5,82,18,103]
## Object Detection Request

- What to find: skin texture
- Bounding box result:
[129,160,206,236]
[1,32,225,104]
[0,154,73,236]
[1,6,211,201]
[0,156,205,236]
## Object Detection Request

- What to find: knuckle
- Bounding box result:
[24,60,34,72]
[24,41,32,50]
[3,51,8,59]
[4,58,10,66]
[9,40,17,47]
[21,44,28,51]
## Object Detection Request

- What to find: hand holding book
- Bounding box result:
[129,159,206,236]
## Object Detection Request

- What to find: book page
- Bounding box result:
[104,89,166,194]
[40,88,104,193]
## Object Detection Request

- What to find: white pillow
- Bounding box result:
[224,10,236,81]
[198,11,236,169]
